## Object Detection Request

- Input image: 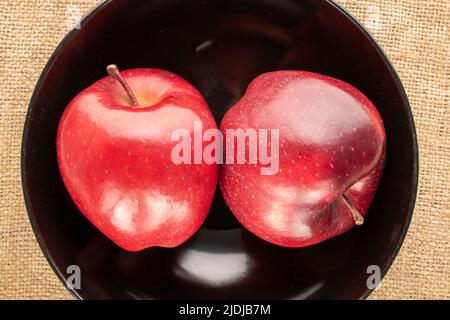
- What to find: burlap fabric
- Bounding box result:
[0,0,448,299]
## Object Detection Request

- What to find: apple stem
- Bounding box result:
[106,64,140,106]
[341,194,364,225]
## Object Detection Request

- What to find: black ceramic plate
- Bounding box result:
[22,0,418,299]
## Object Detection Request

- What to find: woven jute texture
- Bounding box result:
[0,0,449,300]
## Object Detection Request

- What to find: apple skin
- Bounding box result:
[57,68,218,251]
[220,71,386,247]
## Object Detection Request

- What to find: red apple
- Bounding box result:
[220,71,386,247]
[57,65,218,251]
